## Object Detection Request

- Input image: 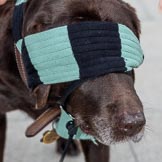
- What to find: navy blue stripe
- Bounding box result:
[76,54,123,65]
[68,22,126,79]
[81,65,126,79]
[71,37,120,47]
[12,4,42,89]
[69,31,119,40]
[75,50,121,58]
[79,57,125,68]
[12,3,24,42]
[72,43,121,53]
[21,40,42,89]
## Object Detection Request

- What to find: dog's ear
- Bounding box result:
[99,0,141,39]
[122,2,141,39]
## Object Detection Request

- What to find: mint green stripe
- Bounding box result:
[125,58,141,67]
[25,26,80,84]
[30,47,71,60]
[28,45,71,64]
[30,48,71,61]
[122,45,143,60]
[120,32,139,45]
[27,44,71,61]
[123,58,141,71]
[25,38,69,56]
[29,48,72,65]
[25,34,68,49]
[34,54,77,71]
[121,51,142,65]
[24,26,67,46]
[120,38,142,53]
[119,24,139,41]
[40,72,80,85]
[38,63,78,76]
[122,44,142,57]
[119,24,144,71]
[16,0,27,6]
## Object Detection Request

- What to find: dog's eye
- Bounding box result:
[73,16,85,22]
[107,103,117,113]
[76,16,84,20]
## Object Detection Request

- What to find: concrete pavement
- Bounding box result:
[4,0,162,162]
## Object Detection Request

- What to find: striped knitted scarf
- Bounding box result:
[13,1,144,90]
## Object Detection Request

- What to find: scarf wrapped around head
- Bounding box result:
[14,20,143,89]
[13,1,144,90]
[13,1,144,89]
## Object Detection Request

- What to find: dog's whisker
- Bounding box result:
[142,101,161,108]
[144,125,154,134]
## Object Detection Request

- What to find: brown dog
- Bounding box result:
[0,0,145,162]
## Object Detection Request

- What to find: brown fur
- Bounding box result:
[0,0,145,162]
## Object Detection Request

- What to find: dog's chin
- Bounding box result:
[95,129,145,146]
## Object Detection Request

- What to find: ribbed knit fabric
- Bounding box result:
[13,2,144,89]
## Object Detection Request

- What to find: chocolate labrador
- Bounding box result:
[0,0,146,162]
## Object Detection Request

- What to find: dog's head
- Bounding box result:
[1,0,145,145]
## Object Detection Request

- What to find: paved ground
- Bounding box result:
[3,0,162,162]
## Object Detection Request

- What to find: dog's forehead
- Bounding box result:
[66,0,140,37]
[24,0,140,37]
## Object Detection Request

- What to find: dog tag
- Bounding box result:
[41,130,60,144]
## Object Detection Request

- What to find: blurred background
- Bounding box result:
[4,0,162,162]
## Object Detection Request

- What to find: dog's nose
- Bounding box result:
[118,112,146,136]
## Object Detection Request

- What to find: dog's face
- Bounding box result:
[69,73,145,144]
[2,0,145,145]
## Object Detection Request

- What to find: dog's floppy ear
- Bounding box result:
[122,2,141,39]
[99,0,141,39]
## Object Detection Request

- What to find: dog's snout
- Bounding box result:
[118,112,146,136]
